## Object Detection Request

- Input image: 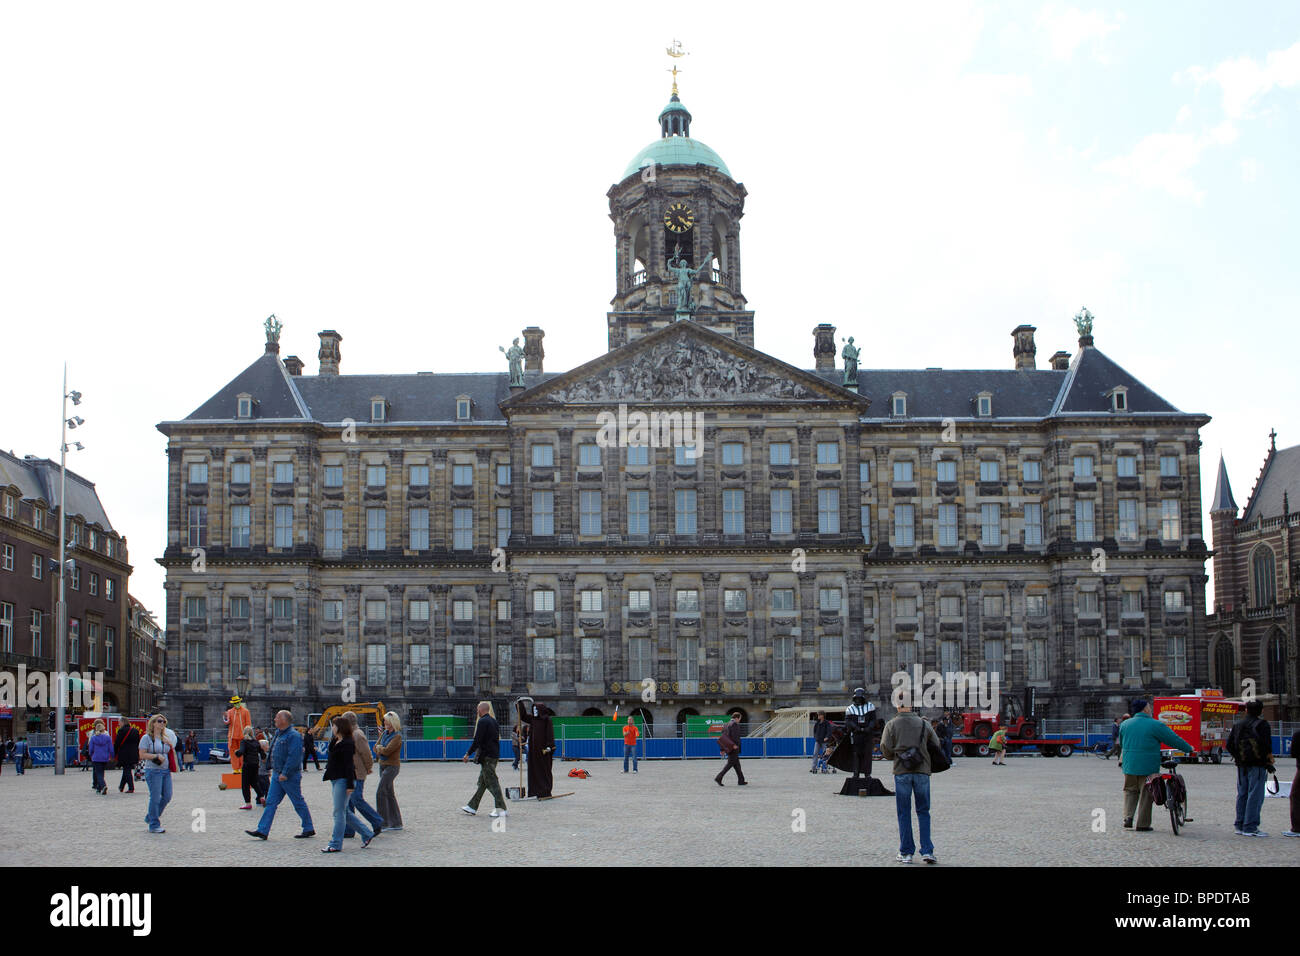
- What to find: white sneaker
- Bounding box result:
[459,805,477,815]
[895,853,913,863]
[1282,831,1300,838]
[921,853,937,864]
[1234,828,1245,835]
[489,809,507,818]
[1247,830,1269,838]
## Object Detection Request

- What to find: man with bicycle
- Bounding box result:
[1117,698,1196,832]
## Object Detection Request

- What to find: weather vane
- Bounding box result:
[666,39,688,95]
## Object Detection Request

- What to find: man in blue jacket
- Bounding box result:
[1118,698,1196,831]
[247,711,315,840]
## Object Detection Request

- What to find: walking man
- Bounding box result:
[1105,715,1125,759]
[461,701,507,817]
[13,737,27,774]
[1227,699,1275,837]
[622,716,640,774]
[247,710,315,840]
[880,701,942,864]
[714,713,747,787]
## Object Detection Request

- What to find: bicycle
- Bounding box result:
[1157,756,1191,835]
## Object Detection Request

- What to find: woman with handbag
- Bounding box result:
[138,714,175,834]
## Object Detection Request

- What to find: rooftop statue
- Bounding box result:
[1074,307,1094,338]
[668,244,711,318]
[500,338,525,388]
[841,336,860,386]
[264,313,282,344]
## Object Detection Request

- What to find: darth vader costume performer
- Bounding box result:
[827,688,888,794]
[517,700,555,799]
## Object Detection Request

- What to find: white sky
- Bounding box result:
[2,2,1297,616]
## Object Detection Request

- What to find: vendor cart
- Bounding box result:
[1153,689,1243,764]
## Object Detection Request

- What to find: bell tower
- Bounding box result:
[606,51,753,350]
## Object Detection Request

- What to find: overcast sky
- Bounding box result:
[2,2,1297,616]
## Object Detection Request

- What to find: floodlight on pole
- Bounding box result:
[54,363,85,775]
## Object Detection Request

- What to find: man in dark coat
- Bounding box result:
[714,713,747,786]
[518,700,555,799]
[114,720,141,793]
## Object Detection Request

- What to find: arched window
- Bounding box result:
[1266,631,1288,696]
[1213,638,1235,691]
[1252,546,1277,607]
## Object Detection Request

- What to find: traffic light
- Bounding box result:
[47,712,55,730]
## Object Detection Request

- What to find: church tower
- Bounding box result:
[606,60,754,350]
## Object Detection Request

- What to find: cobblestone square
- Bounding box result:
[1,756,1295,866]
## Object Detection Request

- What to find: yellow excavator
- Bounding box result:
[301,702,389,742]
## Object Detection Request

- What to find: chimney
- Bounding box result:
[1049,351,1071,371]
[523,327,545,372]
[1011,325,1037,370]
[318,330,342,376]
[813,323,836,372]
[283,355,304,376]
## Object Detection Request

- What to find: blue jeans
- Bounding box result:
[623,744,639,772]
[894,773,933,856]
[1234,765,1268,833]
[257,771,314,835]
[329,779,372,850]
[344,778,384,836]
[15,752,25,774]
[144,768,172,831]
[811,741,826,771]
[92,761,108,791]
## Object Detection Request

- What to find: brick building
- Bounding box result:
[128,595,164,716]
[157,84,1213,730]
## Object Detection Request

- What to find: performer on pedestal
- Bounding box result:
[829,687,878,779]
[223,696,252,773]
[517,699,555,799]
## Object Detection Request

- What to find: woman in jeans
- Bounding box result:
[373,712,404,830]
[322,716,373,853]
[138,714,174,834]
[88,720,115,794]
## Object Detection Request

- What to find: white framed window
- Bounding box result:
[185,640,205,682]
[820,636,843,680]
[725,636,748,681]
[366,644,387,685]
[1026,594,1046,617]
[628,638,651,681]
[580,589,603,612]
[409,599,430,622]
[365,599,386,621]
[70,565,80,590]
[627,589,651,612]
[0,602,14,653]
[1074,499,1095,541]
[770,489,792,534]
[367,464,387,487]
[1117,455,1137,478]
[817,488,839,534]
[454,644,474,686]
[1022,459,1042,482]
[579,490,602,535]
[184,596,207,623]
[1,543,11,572]
[453,600,473,622]
[980,503,1001,546]
[1077,591,1100,616]
[456,398,471,421]
[675,590,699,612]
[2,494,13,519]
[893,461,914,483]
[323,508,343,551]
[1122,590,1142,615]
[892,393,907,416]
[977,394,992,417]
[979,460,999,482]
[1073,455,1094,479]
[721,442,744,466]
[369,399,387,423]
[859,461,871,484]
[769,442,792,466]
[89,572,98,594]
[409,644,431,686]
[322,599,342,622]
[723,489,745,534]
[940,639,961,675]
[271,505,293,548]
[532,491,554,535]
[274,462,294,484]
[322,464,343,488]
[229,504,252,548]
[1118,499,1138,541]
[496,599,512,621]
[365,507,386,551]
[237,397,252,419]
[1110,388,1128,412]
[860,506,871,544]
[723,589,747,612]
[674,443,698,467]
[819,588,842,612]
[533,589,555,613]
[531,444,554,468]
[984,639,1005,681]
[1159,455,1180,477]
[105,579,115,601]
[936,459,957,483]
[1024,502,1043,546]
[581,638,602,682]
[626,445,649,467]
[816,442,839,465]
[409,464,429,487]
[938,503,958,547]
[1123,635,1142,680]
[453,507,473,550]
[188,462,208,485]
[578,443,601,467]
[894,503,915,547]
[1164,590,1186,612]
[410,507,430,550]
[496,463,511,485]
[33,508,42,531]
[1027,639,1047,681]
[1161,499,1181,540]
[1168,635,1187,678]
[496,507,511,549]
[230,461,252,484]
[67,619,79,665]
[627,490,649,536]
[771,588,795,612]
[187,505,207,548]
[272,596,294,619]
[272,642,292,684]
[982,594,1004,618]
[452,464,473,487]
[675,489,697,534]
[677,637,699,681]
[533,638,556,682]
[773,636,795,681]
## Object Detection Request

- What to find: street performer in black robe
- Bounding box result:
[517,699,555,798]
[828,687,878,778]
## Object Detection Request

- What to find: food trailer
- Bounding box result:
[1153,690,1244,763]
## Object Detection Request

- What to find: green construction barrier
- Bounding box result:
[685,715,730,737]
[553,715,647,739]
[422,715,469,740]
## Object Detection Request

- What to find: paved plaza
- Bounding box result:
[1,756,1295,866]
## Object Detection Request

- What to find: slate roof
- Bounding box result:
[1053,347,1181,415]
[1242,443,1300,523]
[184,352,308,421]
[1210,455,1238,514]
[294,371,556,424]
[811,368,1068,420]
[0,448,116,530]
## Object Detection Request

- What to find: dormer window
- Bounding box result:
[456,396,471,421]
[891,392,907,417]
[370,398,387,423]
[976,392,992,417]
[1108,386,1129,412]
[236,394,254,419]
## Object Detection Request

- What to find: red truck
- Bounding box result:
[948,688,1081,758]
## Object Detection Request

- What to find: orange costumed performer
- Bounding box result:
[223,696,252,772]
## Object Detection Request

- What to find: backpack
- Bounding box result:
[1233,717,1267,765]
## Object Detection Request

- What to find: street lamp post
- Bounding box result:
[54,364,84,776]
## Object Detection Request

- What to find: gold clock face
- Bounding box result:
[663,202,695,233]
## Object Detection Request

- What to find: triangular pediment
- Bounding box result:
[502,322,869,409]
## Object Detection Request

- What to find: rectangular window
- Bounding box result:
[819,588,842,612]
[1168,635,1187,678]
[230,505,251,548]
[579,490,602,536]
[409,464,429,487]
[496,599,512,621]
[31,609,43,656]
[184,596,207,623]
[32,555,43,580]
[894,504,915,547]
[1081,635,1100,680]
[816,442,839,465]
[626,445,649,466]
[628,637,651,681]
[272,597,293,620]
[819,636,843,680]
[410,507,430,550]
[1026,594,1046,617]
[940,639,961,676]
[496,507,511,549]
[627,589,651,612]
[1118,499,1138,541]
[578,443,601,467]
[453,507,473,550]
[273,505,293,548]
[322,464,342,487]
[1,544,12,571]
[365,599,387,621]
[1161,499,1181,540]
[774,636,795,681]
[494,644,510,686]
[723,589,747,612]
[367,464,387,487]
[322,599,342,622]
[676,590,699,612]
[675,489,697,534]
[531,444,554,468]
[817,488,839,534]
[86,622,97,668]
[533,638,556,682]
[1022,459,1042,482]
[1123,636,1142,680]
[409,644,431,686]
[1159,455,1180,477]
[1117,455,1137,478]
[456,398,470,420]
[532,491,554,536]
[320,508,342,551]
[188,462,208,485]
[533,590,555,613]
[366,644,387,685]
[1077,591,1099,616]
[674,443,698,467]
[453,600,473,622]
[89,573,98,595]
[1027,639,1047,681]
[452,464,473,487]
[936,459,957,483]
[1075,499,1095,541]
[496,463,511,485]
[1073,455,1094,479]
[454,645,474,686]
[580,589,603,612]
[185,641,205,683]
[1164,590,1186,611]
[892,395,907,416]
[580,638,602,682]
[408,599,430,622]
[365,507,386,551]
[677,637,699,681]
[106,578,115,602]
[1024,502,1043,546]
[939,595,961,617]
[68,620,79,665]
[322,645,342,686]
[893,461,914,483]
[70,566,80,590]
[985,639,1005,681]
[1122,590,1142,615]
[897,639,916,672]
[938,503,958,547]
[723,489,745,534]
[860,506,871,544]
[626,490,649,536]
[979,460,1000,482]
[769,442,792,466]
[718,442,744,467]
[771,588,795,612]
[2,495,13,519]
[860,461,871,484]
[770,489,792,535]
[274,462,294,484]
[272,642,292,684]
[981,503,1001,546]
[982,594,1004,618]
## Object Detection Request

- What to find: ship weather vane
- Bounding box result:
[666,38,688,94]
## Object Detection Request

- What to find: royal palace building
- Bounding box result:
[158,84,1213,730]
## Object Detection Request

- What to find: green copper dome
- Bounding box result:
[622,136,733,180]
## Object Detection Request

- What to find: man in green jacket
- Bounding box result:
[1117,698,1196,831]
